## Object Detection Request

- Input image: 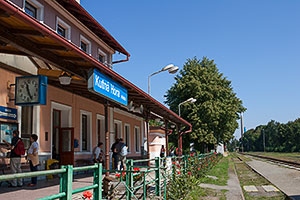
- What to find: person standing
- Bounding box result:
[93,142,104,164]
[27,134,39,187]
[116,138,127,170]
[3,130,23,187]
[160,145,166,158]
[111,139,119,170]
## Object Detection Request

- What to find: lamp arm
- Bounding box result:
[148,70,164,95]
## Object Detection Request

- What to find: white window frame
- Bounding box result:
[98,48,108,65]
[134,126,141,153]
[124,123,131,153]
[56,17,71,41]
[96,114,105,147]
[80,110,92,153]
[80,35,91,55]
[114,119,122,139]
[23,0,44,22]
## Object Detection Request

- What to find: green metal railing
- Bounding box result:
[0,153,219,199]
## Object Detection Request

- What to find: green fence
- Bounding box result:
[0,153,217,199]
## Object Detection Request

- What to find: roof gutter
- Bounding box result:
[181,126,192,135]
[0,0,191,127]
[112,53,130,64]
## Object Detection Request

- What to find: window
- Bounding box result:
[80,111,91,152]
[80,35,91,55]
[56,17,71,40]
[25,2,37,18]
[98,49,107,65]
[135,126,140,152]
[24,0,44,22]
[82,114,88,151]
[57,25,66,38]
[124,124,130,152]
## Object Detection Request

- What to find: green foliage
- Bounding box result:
[165,57,246,152]
[149,119,164,127]
[227,138,240,152]
[167,153,222,199]
[242,118,300,152]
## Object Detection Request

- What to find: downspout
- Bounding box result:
[179,125,192,155]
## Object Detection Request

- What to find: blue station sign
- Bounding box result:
[0,106,17,120]
[88,69,128,106]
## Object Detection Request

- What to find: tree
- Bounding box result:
[165,57,246,152]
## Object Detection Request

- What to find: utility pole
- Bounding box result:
[240,112,244,152]
[263,129,266,152]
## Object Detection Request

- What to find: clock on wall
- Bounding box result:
[15,75,47,106]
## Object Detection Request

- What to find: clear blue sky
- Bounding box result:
[82,0,300,138]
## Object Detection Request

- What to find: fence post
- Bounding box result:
[184,156,187,174]
[60,165,73,200]
[143,172,146,200]
[126,159,133,200]
[155,157,161,196]
[93,163,102,200]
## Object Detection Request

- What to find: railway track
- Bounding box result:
[239,153,300,171]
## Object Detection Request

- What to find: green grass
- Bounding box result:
[185,187,227,200]
[184,157,229,199]
[198,156,229,186]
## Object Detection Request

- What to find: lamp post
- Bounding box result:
[148,64,179,95]
[178,97,197,117]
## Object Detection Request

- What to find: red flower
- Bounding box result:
[133,167,140,171]
[177,171,180,174]
[115,174,121,178]
[197,168,200,170]
[177,164,180,168]
[188,158,190,161]
[214,152,217,155]
[122,172,126,177]
[173,161,176,165]
[141,173,144,176]
[83,191,92,200]
[188,172,191,175]
[209,158,211,161]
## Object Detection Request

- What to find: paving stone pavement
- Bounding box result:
[246,157,300,200]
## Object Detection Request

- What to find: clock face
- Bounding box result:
[16,77,39,104]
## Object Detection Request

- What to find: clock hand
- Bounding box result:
[25,83,32,100]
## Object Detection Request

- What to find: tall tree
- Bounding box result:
[165,57,246,152]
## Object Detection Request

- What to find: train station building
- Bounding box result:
[0,0,191,170]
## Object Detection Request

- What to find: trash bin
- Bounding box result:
[46,159,59,179]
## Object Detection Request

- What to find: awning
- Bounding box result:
[0,0,191,128]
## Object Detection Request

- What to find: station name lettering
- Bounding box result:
[94,74,126,101]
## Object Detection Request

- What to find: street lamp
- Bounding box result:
[178,97,197,117]
[148,64,179,95]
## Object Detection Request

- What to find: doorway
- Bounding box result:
[51,102,73,165]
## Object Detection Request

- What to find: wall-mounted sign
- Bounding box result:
[0,106,17,120]
[88,69,127,106]
[15,75,47,106]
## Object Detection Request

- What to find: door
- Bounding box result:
[59,127,74,165]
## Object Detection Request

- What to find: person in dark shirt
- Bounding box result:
[111,139,119,170]
[3,130,23,187]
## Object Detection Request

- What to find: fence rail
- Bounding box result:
[0,153,217,200]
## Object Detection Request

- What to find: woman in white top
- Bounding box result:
[27,134,39,187]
